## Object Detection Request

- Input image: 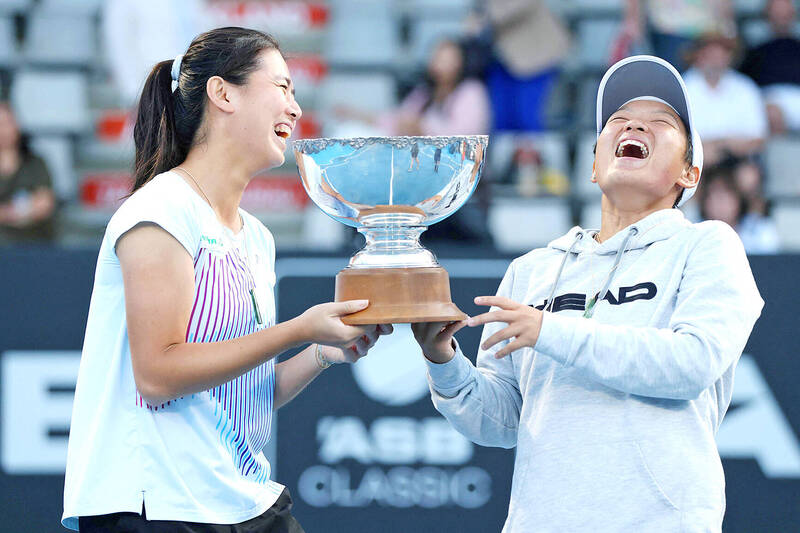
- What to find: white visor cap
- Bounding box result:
[596,55,703,207]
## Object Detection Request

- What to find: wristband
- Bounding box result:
[315,344,332,370]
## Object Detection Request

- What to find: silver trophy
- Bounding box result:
[293,135,488,324]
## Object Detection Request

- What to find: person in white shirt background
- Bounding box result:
[682,32,768,167]
[103,0,211,106]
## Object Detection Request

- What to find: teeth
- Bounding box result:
[616,139,648,158]
[274,124,291,138]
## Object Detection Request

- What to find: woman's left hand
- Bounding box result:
[320,324,394,364]
[467,296,543,358]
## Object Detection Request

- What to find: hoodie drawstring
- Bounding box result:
[545,232,583,313]
[583,226,639,318]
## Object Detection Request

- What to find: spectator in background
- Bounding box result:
[339,38,490,137]
[699,165,780,253]
[732,159,770,216]
[0,102,56,243]
[485,0,570,132]
[621,0,735,72]
[682,33,768,167]
[103,0,210,106]
[337,38,492,246]
[740,0,800,134]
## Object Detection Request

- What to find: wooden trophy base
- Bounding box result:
[335,267,466,325]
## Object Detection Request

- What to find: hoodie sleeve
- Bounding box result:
[534,222,763,401]
[425,263,522,449]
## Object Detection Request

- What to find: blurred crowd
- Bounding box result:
[1,0,799,254]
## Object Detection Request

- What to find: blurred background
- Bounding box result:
[0,0,798,252]
[1,0,799,532]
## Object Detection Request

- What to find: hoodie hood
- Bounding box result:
[548,209,691,256]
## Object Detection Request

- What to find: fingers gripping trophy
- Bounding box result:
[294,136,487,324]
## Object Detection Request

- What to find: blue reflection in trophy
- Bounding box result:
[294,136,487,269]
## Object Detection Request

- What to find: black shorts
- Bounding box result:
[77,488,304,533]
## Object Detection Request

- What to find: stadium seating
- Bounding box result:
[37,0,102,14]
[772,200,800,251]
[23,11,96,66]
[0,0,794,251]
[488,197,573,252]
[30,135,76,201]
[10,71,90,134]
[324,0,399,68]
[764,136,800,198]
[741,18,800,47]
[0,16,17,68]
[733,0,768,17]
[0,0,32,14]
[318,72,397,137]
[565,0,624,16]
[404,0,473,14]
[575,18,622,70]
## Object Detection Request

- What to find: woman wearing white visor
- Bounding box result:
[413,56,764,531]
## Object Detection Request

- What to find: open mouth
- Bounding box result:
[274,124,291,140]
[615,139,649,159]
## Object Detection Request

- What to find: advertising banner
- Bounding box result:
[0,251,798,532]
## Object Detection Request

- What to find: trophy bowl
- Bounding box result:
[293,135,488,324]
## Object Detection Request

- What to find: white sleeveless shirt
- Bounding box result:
[62,171,283,529]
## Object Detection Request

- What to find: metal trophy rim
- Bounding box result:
[292,135,488,229]
[292,134,489,156]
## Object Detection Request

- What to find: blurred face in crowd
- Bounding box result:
[428,40,463,87]
[222,48,301,170]
[693,41,734,79]
[594,99,696,211]
[734,161,762,199]
[702,176,742,227]
[767,0,797,35]
[0,103,21,151]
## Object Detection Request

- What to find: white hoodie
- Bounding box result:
[426,209,763,532]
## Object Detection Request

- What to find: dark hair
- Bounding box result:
[420,38,467,113]
[0,100,31,156]
[697,164,747,221]
[132,27,281,193]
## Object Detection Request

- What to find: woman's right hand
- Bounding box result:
[298,300,375,347]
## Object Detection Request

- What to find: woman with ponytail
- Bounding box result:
[62,27,390,532]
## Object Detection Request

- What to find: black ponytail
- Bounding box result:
[131,27,281,193]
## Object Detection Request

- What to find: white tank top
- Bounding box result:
[62,171,283,530]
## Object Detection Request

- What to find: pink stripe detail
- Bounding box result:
[223,254,244,340]
[186,250,210,342]
[217,257,237,342]
[230,256,249,340]
[195,254,216,342]
[199,257,219,343]
[211,258,231,343]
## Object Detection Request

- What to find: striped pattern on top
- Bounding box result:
[136,245,275,482]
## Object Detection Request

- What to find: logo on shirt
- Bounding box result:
[200,235,222,246]
[532,282,657,313]
[199,234,227,253]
